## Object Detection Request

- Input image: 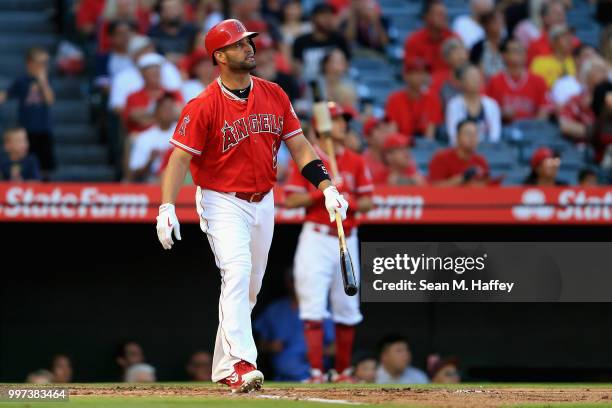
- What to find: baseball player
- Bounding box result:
[155,19,349,393]
[284,102,374,383]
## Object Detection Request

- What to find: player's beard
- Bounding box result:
[227,55,256,73]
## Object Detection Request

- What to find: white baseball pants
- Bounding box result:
[293,221,363,326]
[196,187,274,382]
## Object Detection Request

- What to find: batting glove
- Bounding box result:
[323,186,348,223]
[156,203,181,250]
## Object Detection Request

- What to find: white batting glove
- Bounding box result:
[323,185,348,223]
[156,203,181,250]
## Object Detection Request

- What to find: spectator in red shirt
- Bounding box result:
[429,119,490,186]
[403,0,458,74]
[362,116,398,185]
[98,0,152,53]
[526,0,579,64]
[560,57,609,143]
[123,53,183,135]
[486,37,551,123]
[381,133,425,185]
[76,0,105,37]
[524,147,566,185]
[385,58,443,141]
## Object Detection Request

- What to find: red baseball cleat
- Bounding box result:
[329,368,357,383]
[302,368,327,384]
[218,360,264,393]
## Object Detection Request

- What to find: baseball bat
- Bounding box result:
[309,81,359,297]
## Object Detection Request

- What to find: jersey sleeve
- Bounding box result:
[284,160,310,193]
[169,98,207,156]
[356,156,375,195]
[278,87,303,141]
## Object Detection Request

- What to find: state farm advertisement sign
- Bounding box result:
[0,183,611,224]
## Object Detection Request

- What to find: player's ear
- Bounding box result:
[214,50,225,65]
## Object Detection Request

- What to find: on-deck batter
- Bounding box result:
[155,19,349,393]
[285,103,374,383]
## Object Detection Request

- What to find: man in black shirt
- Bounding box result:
[254,34,301,102]
[0,47,55,175]
[292,3,351,82]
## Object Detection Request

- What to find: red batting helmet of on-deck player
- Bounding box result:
[204,19,259,65]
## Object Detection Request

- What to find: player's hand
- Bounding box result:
[156,203,181,250]
[323,185,348,222]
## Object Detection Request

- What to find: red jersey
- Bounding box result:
[527,32,581,64]
[385,89,442,141]
[124,89,183,134]
[428,148,489,182]
[403,28,457,73]
[486,71,551,120]
[170,76,303,192]
[560,92,595,127]
[362,149,387,185]
[285,144,374,229]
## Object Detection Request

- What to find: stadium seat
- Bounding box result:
[558,169,579,185]
[479,144,519,170]
[502,166,531,186]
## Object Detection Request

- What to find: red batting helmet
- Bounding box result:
[204,19,258,65]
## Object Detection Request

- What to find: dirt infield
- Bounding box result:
[67,384,612,407]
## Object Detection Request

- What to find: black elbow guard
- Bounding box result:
[301,159,331,188]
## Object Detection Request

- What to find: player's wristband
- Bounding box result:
[301,159,331,188]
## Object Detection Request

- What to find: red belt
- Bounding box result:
[233,191,269,203]
[312,223,353,237]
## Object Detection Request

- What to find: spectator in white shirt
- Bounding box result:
[452,0,494,49]
[551,44,598,107]
[181,49,215,102]
[109,35,182,112]
[375,334,429,384]
[446,64,501,145]
[128,94,178,182]
[94,20,134,93]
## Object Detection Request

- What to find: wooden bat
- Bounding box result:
[309,81,358,297]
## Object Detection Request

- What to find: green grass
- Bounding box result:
[1,383,611,408]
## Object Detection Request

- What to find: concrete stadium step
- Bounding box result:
[0,11,54,36]
[54,125,99,145]
[51,102,90,124]
[53,78,86,99]
[0,0,55,11]
[51,165,116,182]
[0,21,54,34]
[0,11,53,26]
[0,76,85,99]
[0,56,25,77]
[0,33,57,53]
[55,145,109,166]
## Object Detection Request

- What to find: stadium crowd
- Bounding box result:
[25,336,461,384]
[0,0,611,186]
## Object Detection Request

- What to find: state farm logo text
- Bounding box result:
[513,189,612,221]
[0,187,149,219]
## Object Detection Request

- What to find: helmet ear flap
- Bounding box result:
[248,37,256,55]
